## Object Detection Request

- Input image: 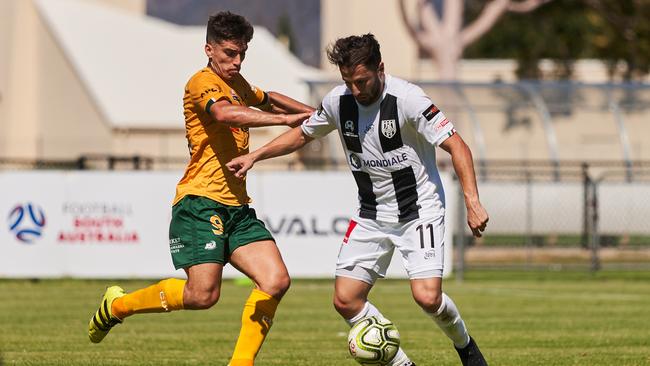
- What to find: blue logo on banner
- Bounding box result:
[8,203,47,243]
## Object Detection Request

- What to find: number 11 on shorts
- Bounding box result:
[416,223,434,249]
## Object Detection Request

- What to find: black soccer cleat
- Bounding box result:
[455,336,488,366]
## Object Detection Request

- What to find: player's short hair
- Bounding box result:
[326,33,382,71]
[206,11,254,45]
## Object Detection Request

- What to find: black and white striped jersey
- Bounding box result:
[301,75,456,223]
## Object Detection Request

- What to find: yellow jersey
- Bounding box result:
[173,66,270,206]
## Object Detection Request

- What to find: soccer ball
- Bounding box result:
[348,316,400,365]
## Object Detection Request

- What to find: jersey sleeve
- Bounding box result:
[244,83,272,111]
[188,72,230,115]
[301,94,337,138]
[404,84,456,147]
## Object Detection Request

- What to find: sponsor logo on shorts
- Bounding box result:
[210,215,224,235]
[424,249,435,260]
[169,237,184,253]
[204,240,217,250]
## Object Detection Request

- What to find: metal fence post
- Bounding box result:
[590,178,601,273]
[582,163,590,249]
[525,168,533,268]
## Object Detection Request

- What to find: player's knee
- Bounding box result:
[413,289,443,313]
[333,293,363,318]
[258,272,291,299]
[191,288,220,309]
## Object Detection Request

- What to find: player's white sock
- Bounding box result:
[345,301,411,366]
[426,293,470,348]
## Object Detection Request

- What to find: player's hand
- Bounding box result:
[285,112,312,128]
[226,154,255,179]
[466,200,488,237]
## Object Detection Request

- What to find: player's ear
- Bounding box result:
[377,62,385,74]
[204,43,213,59]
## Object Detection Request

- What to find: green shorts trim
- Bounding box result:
[168,195,274,269]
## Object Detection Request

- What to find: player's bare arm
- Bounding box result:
[209,99,310,128]
[440,133,489,237]
[267,91,316,114]
[226,127,314,179]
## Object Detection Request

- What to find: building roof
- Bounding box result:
[34,0,323,130]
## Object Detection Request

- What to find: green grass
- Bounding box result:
[473,234,650,247]
[1,271,649,365]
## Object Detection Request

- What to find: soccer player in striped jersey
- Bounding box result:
[87,12,313,366]
[227,34,489,366]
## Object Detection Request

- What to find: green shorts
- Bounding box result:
[168,195,274,270]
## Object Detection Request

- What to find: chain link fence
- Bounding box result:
[455,161,650,273]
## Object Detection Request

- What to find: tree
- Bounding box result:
[398,0,553,80]
[464,1,595,80]
[583,0,650,81]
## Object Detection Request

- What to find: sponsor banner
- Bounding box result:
[0,171,455,278]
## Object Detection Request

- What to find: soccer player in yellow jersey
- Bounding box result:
[88,12,313,366]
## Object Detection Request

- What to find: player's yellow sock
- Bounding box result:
[229,289,279,365]
[111,278,185,319]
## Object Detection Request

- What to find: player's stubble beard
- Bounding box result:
[359,73,385,106]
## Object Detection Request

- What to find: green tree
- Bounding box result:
[584,0,650,81]
[465,0,594,79]
[465,0,650,81]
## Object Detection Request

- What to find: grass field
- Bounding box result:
[1,271,649,366]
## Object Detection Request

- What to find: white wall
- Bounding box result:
[0,171,455,279]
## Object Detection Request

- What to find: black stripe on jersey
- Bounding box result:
[422,104,440,121]
[352,171,377,220]
[378,94,403,153]
[340,95,362,153]
[391,166,420,222]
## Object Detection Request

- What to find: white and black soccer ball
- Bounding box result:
[348,316,401,365]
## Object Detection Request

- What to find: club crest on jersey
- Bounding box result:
[230,89,241,103]
[381,119,397,139]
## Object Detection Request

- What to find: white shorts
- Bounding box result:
[335,214,445,284]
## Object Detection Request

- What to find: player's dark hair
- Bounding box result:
[206,11,254,44]
[326,33,382,70]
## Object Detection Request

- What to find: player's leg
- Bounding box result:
[410,278,486,366]
[114,262,222,314]
[88,266,223,343]
[88,195,227,343]
[410,278,469,347]
[335,218,415,366]
[227,205,290,366]
[397,215,487,365]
